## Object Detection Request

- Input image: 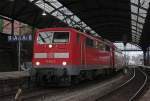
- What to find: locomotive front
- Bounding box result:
[32,28,74,78]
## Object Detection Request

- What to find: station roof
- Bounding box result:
[58,0,132,42]
[0,0,67,28]
[140,4,150,49]
[0,0,150,49]
[57,0,150,48]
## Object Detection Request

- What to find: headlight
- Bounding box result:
[48,44,52,48]
[35,61,40,66]
[62,61,67,66]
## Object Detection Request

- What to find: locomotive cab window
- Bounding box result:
[86,37,94,47]
[37,31,69,44]
[37,31,53,44]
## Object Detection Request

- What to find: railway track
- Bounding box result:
[96,68,148,101]
[0,68,141,101]
[14,70,131,101]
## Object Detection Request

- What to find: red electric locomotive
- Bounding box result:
[32,27,125,84]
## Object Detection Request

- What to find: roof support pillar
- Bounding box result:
[145,47,150,66]
[143,49,147,65]
[146,48,149,65]
[122,34,128,46]
[11,20,14,35]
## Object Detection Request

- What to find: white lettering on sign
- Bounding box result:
[8,35,32,42]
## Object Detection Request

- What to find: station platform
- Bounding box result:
[0,71,30,96]
[0,71,30,80]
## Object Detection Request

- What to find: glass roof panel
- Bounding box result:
[34,0,55,13]
[59,7,73,15]
[141,0,150,8]
[131,0,150,43]
[114,42,141,50]
[131,0,138,4]
[131,5,138,13]
[44,3,55,13]
[137,24,143,29]
[132,29,136,33]
[73,16,81,22]
[51,11,58,16]
[29,0,98,36]
[51,1,63,8]
[132,26,136,30]
[138,17,145,23]
[53,11,65,20]
[131,14,137,20]
[81,22,87,28]
[139,8,147,14]
[131,20,137,25]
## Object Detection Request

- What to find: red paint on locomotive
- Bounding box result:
[32,27,125,77]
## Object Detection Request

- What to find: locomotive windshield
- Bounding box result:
[37,31,69,44]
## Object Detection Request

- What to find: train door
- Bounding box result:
[75,32,84,65]
[112,47,115,68]
[83,36,96,65]
[105,45,111,67]
[110,46,114,68]
[80,34,86,65]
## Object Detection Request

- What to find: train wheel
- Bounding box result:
[105,69,110,76]
[92,70,97,79]
[112,68,117,75]
[71,76,80,85]
[58,76,71,86]
[110,68,116,76]
[86,71,93,80]
[35,73,42,86]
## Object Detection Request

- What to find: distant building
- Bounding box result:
[0,19,33,35]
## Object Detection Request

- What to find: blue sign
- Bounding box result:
[8,35,32,42]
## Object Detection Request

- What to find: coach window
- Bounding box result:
[86,38,94,47]
[97,43,105,51]
[102,44,106,51]
[77,33,80,43]
[106,45,110,51]
[95,41,99,48]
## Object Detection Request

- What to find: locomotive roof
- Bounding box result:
[36,27,120,49]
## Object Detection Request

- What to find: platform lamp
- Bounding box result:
[42,0,47,16]
[122,34,128,72]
